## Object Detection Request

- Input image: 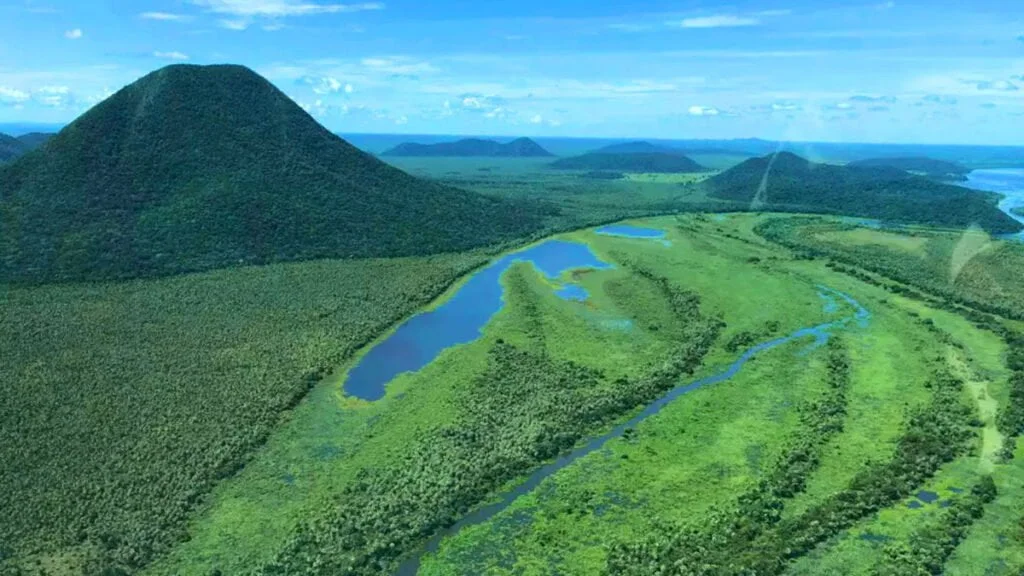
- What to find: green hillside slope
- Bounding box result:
[0,64,547,283]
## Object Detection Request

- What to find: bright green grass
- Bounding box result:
[816,227,930,254]
[421,337,828,576]
[786,279,1021,576]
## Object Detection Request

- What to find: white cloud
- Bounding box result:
[64,28,83,39]
[0,86,30,105]
[219,19,250,29]
[688,105,720,116]
[771,101,801,111]
[299,75,343,94]
[395,115,408,125]
[154,51,190,61]
[973,79,1019,91]
[676,15,759,28]
[191,0,384,17]
[344,83,354,94]
[140,12,189,21]
[530,114,543,124]
[34,86,72,108]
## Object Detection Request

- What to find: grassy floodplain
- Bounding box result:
[6,210,1024,576]
[411,214,1024,576]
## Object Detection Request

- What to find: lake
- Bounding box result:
[342,239,611,401]
[965,169,1024,240]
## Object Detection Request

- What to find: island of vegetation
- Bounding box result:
[847,156,971,181]
[705,151,1021,234]
[380,137,554,157]
[0,64,550,284]
[550,151,707,173]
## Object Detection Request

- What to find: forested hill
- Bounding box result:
[0,64,550,284]
[589,141,682,154]
[15,132,54,151]
[846,157,970,181]
[550,152,707,173]
[707,152,1021,234]
[381,137,554,157]
[0,132,26,162]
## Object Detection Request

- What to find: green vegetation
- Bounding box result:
[847,156,970,181]
[579,170,625,180]
[755,216,1024,319]
[381,137,554,157]
[252,251,723,575]
[0,252,487,574]
[707,152,1021,233]
[874,477,997,575]
[412,214,1024,576]
[0,132,27,161]
[14,132,53,150]
[550,152,706,173]
[0,64,548,284]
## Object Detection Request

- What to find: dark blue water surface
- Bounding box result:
[965,169,1024,240]
[342,240,611,401]
[596,224,667,239]
[397,286,871,574]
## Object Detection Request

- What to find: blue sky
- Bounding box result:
[1,0,1023,143]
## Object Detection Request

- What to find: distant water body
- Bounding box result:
[964,169,1024,240]
[342,240,611,401]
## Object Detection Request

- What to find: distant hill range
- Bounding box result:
[550,151,707,173]
[0,64,548,284]
[706,152,1021,234]
[381,137,554,157]
[846,157,970,181]
[588,141,753,157]
[0,132,53,162]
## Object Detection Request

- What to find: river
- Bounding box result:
[964,168,1024,240]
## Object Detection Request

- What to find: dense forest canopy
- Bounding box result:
[0,64,551,284]
[381,137,554,157]
[847,156,970,181]
[550,152,707,173]
[706,152,1021,234]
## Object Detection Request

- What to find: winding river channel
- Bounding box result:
[394,283,871,574]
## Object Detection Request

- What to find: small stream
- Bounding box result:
[396,286,871,574]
